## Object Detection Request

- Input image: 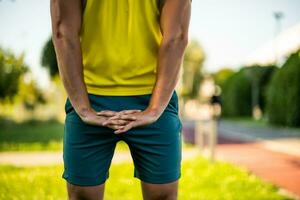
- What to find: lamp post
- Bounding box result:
[273,11,284,64]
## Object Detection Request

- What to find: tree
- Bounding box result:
[266,50,300,127]
[221,65,276,118]
[212,68,235,88]
[17,77,47,111]
[0,47,28,101]
[41,37,58,78]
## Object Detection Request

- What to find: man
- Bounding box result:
[50,0,191,199]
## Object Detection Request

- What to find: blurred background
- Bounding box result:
[0,0,300,199]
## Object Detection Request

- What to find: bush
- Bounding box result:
[212,68,235,88]
[221,66,276,117]
[41,38,58,78]
[0,48,28,101]
[249,65,277,112]
[266,50,300,127]
[221,68,252,117]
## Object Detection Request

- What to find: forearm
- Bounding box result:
[147,38,187,116]
[146,0,191,117]
[50,0,91,117]
[53,35,91,116]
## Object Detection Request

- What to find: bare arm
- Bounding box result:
[50,0,91,117]
[51,0,138,127]
[147,0,191,116]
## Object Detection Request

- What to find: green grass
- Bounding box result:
[0,157,290,200]
[222,116,300,131]
[221,117,269,128]
[0,120,131,152]
[0,120,195,152]
[0,120,64,151]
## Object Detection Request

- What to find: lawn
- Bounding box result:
[0,120,195,152]
[0,157,290,200]
[0,120,132,152]
[222,117,300,131]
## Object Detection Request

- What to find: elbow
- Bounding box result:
[163,31,189,51]
[52,21,65,42]
[52,22,79,44]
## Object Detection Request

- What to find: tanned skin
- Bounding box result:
[50,0,191,199]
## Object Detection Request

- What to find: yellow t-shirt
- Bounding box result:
[80,0,162,96]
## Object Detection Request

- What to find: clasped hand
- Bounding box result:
[79,108,160,134]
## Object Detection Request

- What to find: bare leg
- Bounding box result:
[141,180,178,200]
[67,182,105,200]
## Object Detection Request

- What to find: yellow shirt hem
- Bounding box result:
[86,85,154,96]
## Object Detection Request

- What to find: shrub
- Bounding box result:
[221,68,252,117]
[221,66,276,117]
[266,50,300,127]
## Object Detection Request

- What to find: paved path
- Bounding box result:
[216,120,300,199]
[216,142,300,199]
[182,119,300,199]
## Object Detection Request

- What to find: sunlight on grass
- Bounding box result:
[0,120,64,152]
[0,121,131,152]
[0,157,290,200]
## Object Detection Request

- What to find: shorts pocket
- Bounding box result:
[64,98,75,115]
[164,90,179,115]
[64,98,82,123]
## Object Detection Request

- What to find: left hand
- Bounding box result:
[100,108,161,134]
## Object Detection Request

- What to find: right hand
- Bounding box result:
[78,108,141,130]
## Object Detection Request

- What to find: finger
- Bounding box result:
[107,114,137,121]
[118,109,142,115]
[112,124,126,130]
[114,121,136,134]
[106,115,121,120]
[103,119,128,126]
[107,124,125,130]
[96,110,118,117]
[119,114,137,121]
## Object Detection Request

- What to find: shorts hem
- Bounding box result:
[62,171,108,186]
[134,171,181,184]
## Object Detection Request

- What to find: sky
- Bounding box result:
[0,0,300,88]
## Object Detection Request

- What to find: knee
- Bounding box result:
[67,182,105,200]
[67,184,84,200]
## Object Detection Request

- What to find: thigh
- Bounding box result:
[123,91,183,184]
[62,97,119,187]
[141,181,178,200]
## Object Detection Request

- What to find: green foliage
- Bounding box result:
[221,66,276,117]
[41,37,58,78]
[0,157,289,200]
[221,68,252,117]
[0,48,28,101]
[266,50,300,127]
[18,79,47,111]
[182,40,205,99]
[212,68,235,88]
[247,65,277,112]
[0,120,64,151]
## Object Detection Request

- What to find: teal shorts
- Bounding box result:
[62,90,183,186]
